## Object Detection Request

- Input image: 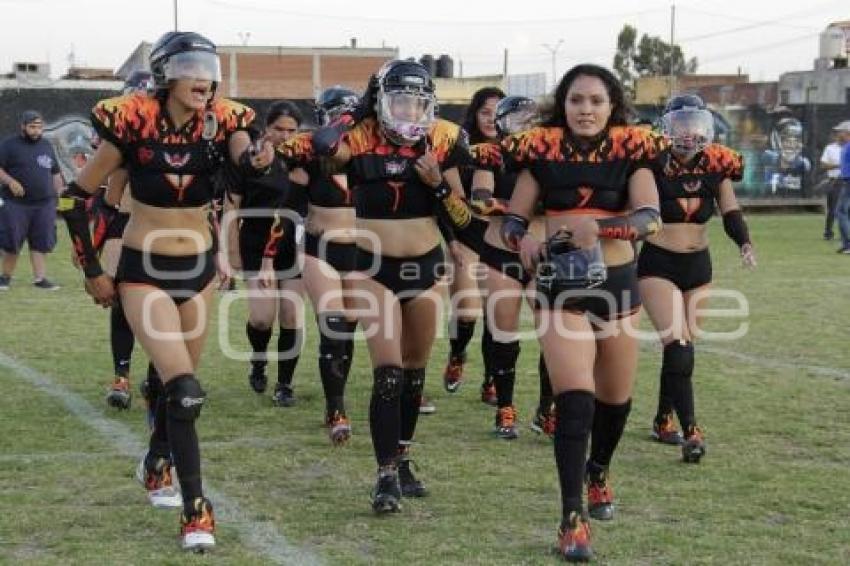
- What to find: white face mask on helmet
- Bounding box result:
[162,51,222,83]
[661,108,714,155]
[377,89,435,145]
[496,103,539,136]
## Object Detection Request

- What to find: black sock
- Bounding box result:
[449,318,476,359]
[147,380,169,460]
[165,377,204,510]
[554,391,595,520]
[343,320,357,376]
[481,321,494,387]
[491,340,520,408]
[662,341,696,432]
[277,327,302,387]
[369,366,403,466]
[318,313,352,416]
[110,301,134,377]
[656,368,674,422]
[589,398,632,475]
[400,368,425,445]
[246,322,272,374]
[538,354,553,411]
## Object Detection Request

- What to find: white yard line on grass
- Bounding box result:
[0,351,323,566]
[700,345,850,381]
[639,343,850,381]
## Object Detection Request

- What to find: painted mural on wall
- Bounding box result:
[714,106,812,198]
[42,115,96,182]
[636,104,816,198]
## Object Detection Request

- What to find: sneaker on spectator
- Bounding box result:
[33,278,60,290]
[0,275,10,290]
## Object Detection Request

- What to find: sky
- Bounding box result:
[2,0,849,87]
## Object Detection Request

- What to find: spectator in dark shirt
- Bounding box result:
[0,110,65,289]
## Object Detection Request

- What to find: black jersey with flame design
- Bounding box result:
[278,133,352,209]
[652,144,743,224]
[90,93,255,208]
[469,142,518,201]
[230,154,289,211]
[502,125,666,216]
[340,117,468,220]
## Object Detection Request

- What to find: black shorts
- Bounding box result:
[0,198,56,253]
[637,242,712,292]
[239,218,301,278]
[455,216,487,254]
[304,231,356,273]
[478,240,530,286]
[106,212,130,241]
[116,246,216,306]
[354,245,445,304]
[535,262,641,321]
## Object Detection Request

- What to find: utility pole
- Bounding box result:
[669,3,676,98]
[173,0,179,31]
[542,40,564,91]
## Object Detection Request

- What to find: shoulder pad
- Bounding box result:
[91,93,159,146]
[704,143,744,181]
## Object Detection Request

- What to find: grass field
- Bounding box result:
[1,214,849,565]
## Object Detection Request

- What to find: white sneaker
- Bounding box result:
[138,454,182,509]
[181,497,216,552]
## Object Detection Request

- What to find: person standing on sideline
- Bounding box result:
[835,121,850,254]
[0,110,65,290]
[819,124,849,240]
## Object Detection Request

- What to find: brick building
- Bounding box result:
[118,42,398,99]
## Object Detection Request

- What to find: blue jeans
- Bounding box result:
[837,182,850,248]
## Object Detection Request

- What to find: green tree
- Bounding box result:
[613,24,698,98]
[613,24,638,97]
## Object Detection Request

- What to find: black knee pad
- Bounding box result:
[373,365,403,402]
[555,390,595,437]
[317,312,352,344]
[490,339,521,372]
[165,374,206,421]
[319,312,351,376]
[663,341,695,377]
[403,368,426,397]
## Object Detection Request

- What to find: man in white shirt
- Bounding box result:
[820,124,847,240]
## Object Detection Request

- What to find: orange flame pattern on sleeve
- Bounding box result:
[427,119,460,165]
[345,118,381,156]
[502,127,564,164]
[91,95,255,145]
[470,142,503,169]
[702,144,744,180]
[91,94,159,144]
[278,132,315,165]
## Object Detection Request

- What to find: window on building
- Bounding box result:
[780,90,790,105]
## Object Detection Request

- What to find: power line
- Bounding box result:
[677,1,841,42]
[698,31,820,64]
[204,0,667,26]
[678,6,821,32]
